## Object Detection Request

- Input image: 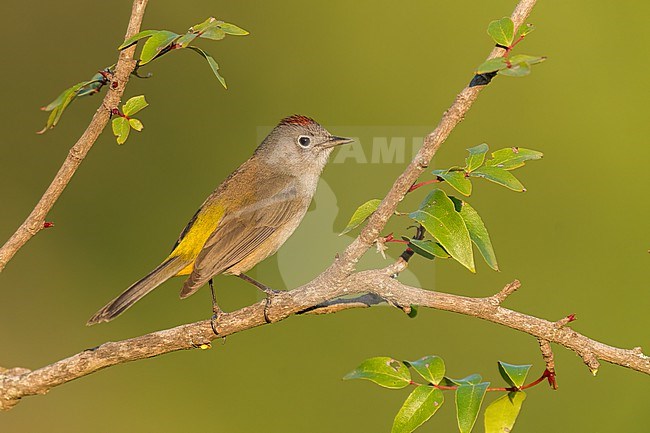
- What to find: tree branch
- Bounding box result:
[0,0,149,273]
[3,0,647,414]
[2,274,648,410]
[329,0,538,281]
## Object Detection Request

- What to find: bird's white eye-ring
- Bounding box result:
[298,135,312,147]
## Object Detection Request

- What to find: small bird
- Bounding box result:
[87,115,352,327]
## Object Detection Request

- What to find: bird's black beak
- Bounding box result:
[322,136,354,148]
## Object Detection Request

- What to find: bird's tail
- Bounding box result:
[87,256,189,325]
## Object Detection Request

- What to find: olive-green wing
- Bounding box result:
[179,182,301,298]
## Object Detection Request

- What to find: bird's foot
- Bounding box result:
[262,290,282,324]
[210,306,224,336]
[236,273,282,323]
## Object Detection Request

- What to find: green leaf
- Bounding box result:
[343,357,411,389]
[456,382,489,433]
[455,374,483,385]
[409,189,475,272]
[392,386,444,433]
[176,32,200,48]
[476,58,508,74]
[118,29,160,50]
[191,17,219,33]
[450,198,498,271]
[407,305,418,318]
[340,199,381,235]
[484,392,526,433]
[39,81,90,133]
[200,27,226,41]
[219,22,249,35]
[508,54,546,66]
[129,118,144,131]
[497,62,531,77]
[497,362,532,388]
[76,74,105,97]
[405,356,445,385]
[140,30,180,65]
[487,17,515,46]
[465,143,489,172]
[519,23,536,37]
[432,170,472,196]
[122,95,148,116]
[485,147,543,170]
[403,238,450,259]
[112,117,130,145]
[41,88,69,112]
[440,377,461,386]
[188,46,227,89]
[470,167,525,192]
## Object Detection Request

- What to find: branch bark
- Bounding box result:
[2,273,648,410]
[0,0,149,272]
[3,0,648,414]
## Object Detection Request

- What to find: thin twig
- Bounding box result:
[489,280,522,305]
[0,0,149,272]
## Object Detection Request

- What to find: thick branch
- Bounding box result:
[2,275,648,410]
[0,0,149,272]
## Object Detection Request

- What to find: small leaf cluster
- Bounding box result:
[111,96,148,145]
[344,356,534,433]
[38,68,113,133]
[341,144,542,272]
[120,17,249,89]
[39,17,247,133]
[476,17,545,77]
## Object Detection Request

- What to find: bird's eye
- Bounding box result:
[298,135,311,147]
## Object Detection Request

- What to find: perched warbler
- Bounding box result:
[87,115,352,327]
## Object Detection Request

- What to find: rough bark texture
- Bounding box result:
[2,272,648,411]
[2,0,648,413]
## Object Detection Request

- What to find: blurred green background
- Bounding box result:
[1,1,648,431]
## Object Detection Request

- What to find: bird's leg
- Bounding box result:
[236,273,281,323]
[209,278,223,335]
[237,273,281,295]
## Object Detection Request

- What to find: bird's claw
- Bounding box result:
[210,308,223,336]
[263,292,280,324]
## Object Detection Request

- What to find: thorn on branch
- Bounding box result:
[555,313,576,328]
[581,351,600,376]
[489,279,521,305]
[387,299,412,316]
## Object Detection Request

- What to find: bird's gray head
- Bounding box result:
[256,115,352,176]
